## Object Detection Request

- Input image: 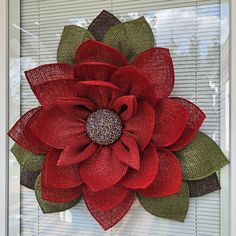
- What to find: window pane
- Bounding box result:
[8,0,230,235]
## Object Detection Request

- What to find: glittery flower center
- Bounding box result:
[86,109,123,145]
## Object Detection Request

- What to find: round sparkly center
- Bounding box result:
[86,109,123,145]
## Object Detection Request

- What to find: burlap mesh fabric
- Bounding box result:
[8,107,49,154]
[84,190,134,230]
[21,168,40,190]
[11,143,45,172]
[187,173,221,197]
[74,39,128,66]
[88,10,121,41]
[168,98,206,151]
[176,131,229,180]
[25,64,74,87]
[132,48,174,98]
[138,148,182,197]
[138,181,189,222]
[35,176,81,213]
[57,25,94,64]
[103,17,154,61]
[83,184,128,212]
[7,10,230,230]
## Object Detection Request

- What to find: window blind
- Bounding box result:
[20,0,224,235]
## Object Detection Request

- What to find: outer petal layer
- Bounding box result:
[88,10,121,41]
[168,97,206,151]
[103,17,154,61]
[83,184,128,212]
[79,146,128,192]
[152,99,189,147]
[31,107,86,149]
[57,25,94,64]
[124,101,155,151]
[132,48,175,98]
[33,80,78,109]
[85,190,134,230]
[41,148,82,190]
[138,181,189,222]
[25,63,74,87]
[187,173,221,197]
[74,40,128,67]
[8,107,49,154]
[138,148,182,197]
[37,175,82,205]
[122,144,158,189]
[25,64,76,108]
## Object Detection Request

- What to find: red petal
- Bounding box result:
[79,146,128,192]
[112,133,140,170]
[74,40,128,67]
[57,136,98,166]
[57,97,97,120]
[33,79,78,109]
[110,65,156,106]
[132,48,175,98]
[74,62,117,81]
[41,148,82,190]
[85,190,134,230]
[152,99,189,147]
[8,107,49,154]
[111,95,137,121]
[31,106,86,149]
[41,183,83,203]
[83,184,128,212]
[138,148,182,197]
[124,101,155,151]
[76,80,122,108]
[168,97,206,151]
[122,144,158,189]
[25,63,74,87]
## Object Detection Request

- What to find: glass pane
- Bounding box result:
[8,0,230,235]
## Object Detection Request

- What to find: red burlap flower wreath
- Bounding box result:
[8,10,229,230]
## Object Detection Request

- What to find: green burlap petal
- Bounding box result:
[11,143,45,172]
[35,175,81,213]
[138,181,189,222]
[57,25,94,64]
[175,131,229,181]
[103,17,154,61]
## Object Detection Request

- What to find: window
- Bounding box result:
[8,0,230,235]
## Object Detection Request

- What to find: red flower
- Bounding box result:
[8,39,205,230]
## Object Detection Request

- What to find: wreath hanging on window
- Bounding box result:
[8,10,229,230]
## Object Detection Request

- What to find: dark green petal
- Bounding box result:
[187,173,221,197]
[57,25,94,64]
[11,143,45,172]
[175,131,229,180]
[138,181,189,222]
[20,167,40,190]
[88,10,121,41]
[35,175,81,213]
[103,17,154,61]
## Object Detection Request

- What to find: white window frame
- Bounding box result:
[0,0,8,235]
[0,0,236,235]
